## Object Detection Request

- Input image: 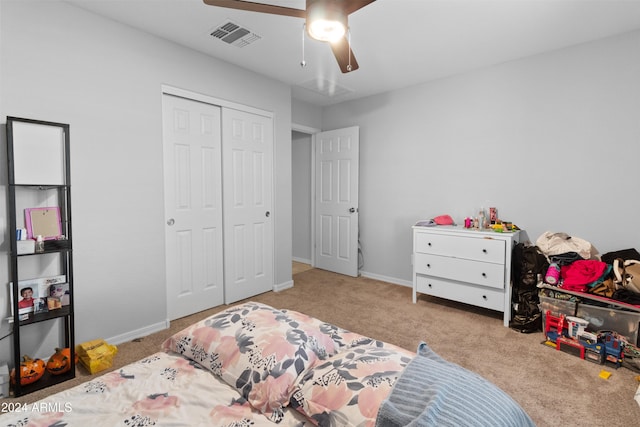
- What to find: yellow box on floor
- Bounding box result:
[76,339,118,374]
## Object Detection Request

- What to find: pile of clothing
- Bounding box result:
[537,231,640,305]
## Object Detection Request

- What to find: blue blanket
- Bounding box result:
[375,342,536,427]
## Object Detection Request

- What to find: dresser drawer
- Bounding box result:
[414,253,505,289]
[414,232,506,264]
[415,275,504,312]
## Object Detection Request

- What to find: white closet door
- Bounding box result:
[222,108,274,303]
[162,94,224,320]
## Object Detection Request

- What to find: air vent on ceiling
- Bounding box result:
[210,21,261,48]
[297,79,353,98]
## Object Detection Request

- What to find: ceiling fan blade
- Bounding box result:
[330,36,359,73]
[203,0,306,19]
[343,0,376,15]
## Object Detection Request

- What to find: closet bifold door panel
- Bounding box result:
[162,95,225,321]
[5,116,75,397]
[162,93,274,316]
[221,108,274,304]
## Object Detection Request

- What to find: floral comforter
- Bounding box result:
[1,302,416,427]
[0,351,310,427]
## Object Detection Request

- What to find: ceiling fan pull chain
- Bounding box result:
[300,23,307,68]
[347,28,352,72]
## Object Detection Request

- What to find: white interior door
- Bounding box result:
[222,108,274,303]
[162,94,224,320]
[314,126,359,277]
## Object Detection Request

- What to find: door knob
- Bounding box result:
[265,211,270,217]
[349,207,356,213]
[167,218,175,226]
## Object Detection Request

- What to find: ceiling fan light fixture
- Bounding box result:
[308,19,345,42]
[306,0,347,42]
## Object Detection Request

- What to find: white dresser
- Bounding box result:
[412,225,521,327]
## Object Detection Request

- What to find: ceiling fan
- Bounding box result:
[203,0,377,73]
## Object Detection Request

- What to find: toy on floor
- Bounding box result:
[542,310,624,368]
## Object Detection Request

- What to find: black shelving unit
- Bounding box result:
[6,117,75,397]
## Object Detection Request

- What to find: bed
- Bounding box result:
[1,302,534,426]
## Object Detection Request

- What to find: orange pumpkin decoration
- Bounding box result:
[10,355,45,385]
[46,347,75,375]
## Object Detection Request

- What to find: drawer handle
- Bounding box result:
[428,283,433,288]
[482,295,487,300]
[482,249,487,253]
[426,264,431,268]
[482,273,487,278]
[428,242,432,247]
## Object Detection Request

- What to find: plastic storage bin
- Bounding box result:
[576,304,640,346]
[539,295,577,325]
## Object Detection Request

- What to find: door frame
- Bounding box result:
[162,84,276,312]
[291,124,360,276]
[292,123,320,269]
[163,85,273,118]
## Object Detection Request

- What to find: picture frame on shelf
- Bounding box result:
[33,297,48,314]
[25,206,62,240]
[12,282,38,315]
[46,282,70,310]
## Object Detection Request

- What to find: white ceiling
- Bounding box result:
[65,0,640,106]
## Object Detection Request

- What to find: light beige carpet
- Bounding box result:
[292,261,314,275]
[3,268,640,427]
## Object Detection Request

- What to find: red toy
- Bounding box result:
[543,310,625,368]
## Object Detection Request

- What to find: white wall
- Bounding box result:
[0,1,293,362]
[292,99,323,130]
[322,30,640,283]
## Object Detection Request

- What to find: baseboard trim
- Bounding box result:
[107,319,170,346]
[360,270,412,288]
[274,279,294,292]
[292,256,312,265]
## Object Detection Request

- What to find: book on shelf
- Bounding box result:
[15,228,28,241]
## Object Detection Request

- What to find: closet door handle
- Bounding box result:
[265,211,270,217]
[167,218,175,226]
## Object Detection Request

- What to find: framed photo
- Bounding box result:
[25,206,62,240]
[46,282,70,310]
[14,282,39,315]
